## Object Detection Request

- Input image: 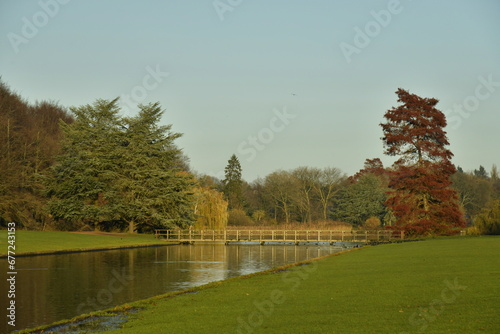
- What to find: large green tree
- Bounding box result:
[332,173,388,226]
[47,99,194,232]
[117,102,195,232]
[46,99,123,229]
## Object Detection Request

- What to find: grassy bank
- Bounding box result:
[28,236,500,333]
[0,230,170,256]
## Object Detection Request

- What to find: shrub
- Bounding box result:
[363,217,381,230]
[228,209,254,226]
[251,210,266,223]
[473,200,500,235]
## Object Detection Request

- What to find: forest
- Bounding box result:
[1,80,499,236]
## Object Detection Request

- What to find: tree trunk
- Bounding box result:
[129,220,135,233]
[322,203,328,221]
[283,202,290,224]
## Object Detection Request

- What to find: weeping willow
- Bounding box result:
[193,187,228,229]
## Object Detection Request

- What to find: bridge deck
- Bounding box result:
[155,229,404,244]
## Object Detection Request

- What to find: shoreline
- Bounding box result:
[0,242,177,259]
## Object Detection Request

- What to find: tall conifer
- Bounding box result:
[380,89,465,235]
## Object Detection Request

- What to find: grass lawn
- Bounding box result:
[0,230,169,256]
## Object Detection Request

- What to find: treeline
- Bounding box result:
[225,163,387,227]
[452,166,500,233]
[1,81,499,235]
[214,157,500,232]
[0,81,73,229]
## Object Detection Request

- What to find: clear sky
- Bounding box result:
[1,0,499,181]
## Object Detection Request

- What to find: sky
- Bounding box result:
[1,0,499,182]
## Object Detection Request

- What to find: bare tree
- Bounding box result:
[313,167,346,220]
[264,171,300,224]
[293,167,320,223]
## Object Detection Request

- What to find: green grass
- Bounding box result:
[0,230,169,256]
[104,237,499,333]
[21,237,500,333]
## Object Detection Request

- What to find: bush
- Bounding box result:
[363,216,381,230]
[251,210,266,223]
[228,209,254,226]
[473,200,500,235]
[465,226,481,235]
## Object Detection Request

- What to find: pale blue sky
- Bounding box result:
[1,0,499,181]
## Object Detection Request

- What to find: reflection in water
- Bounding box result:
[1,243,343,332]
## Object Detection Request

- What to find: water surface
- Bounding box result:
[1,243,345,332]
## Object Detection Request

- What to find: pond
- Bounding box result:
[1,243,352,332]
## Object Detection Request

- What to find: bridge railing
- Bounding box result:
[155,229,405,242]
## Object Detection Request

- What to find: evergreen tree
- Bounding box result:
[332,174,388,226]
[116,102,195,232]
[46,99,122,229]
[47,99,195,232]
[380,89,465,235]
[474,165,488,179]
[222,154,243,209]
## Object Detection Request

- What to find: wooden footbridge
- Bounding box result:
[155,229,405,245]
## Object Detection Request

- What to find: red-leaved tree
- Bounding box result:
[380,88,465,236]
[349,158,386,183]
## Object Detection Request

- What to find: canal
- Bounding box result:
[1,243,349,332]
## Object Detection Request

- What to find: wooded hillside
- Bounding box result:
[0,81,73,229]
